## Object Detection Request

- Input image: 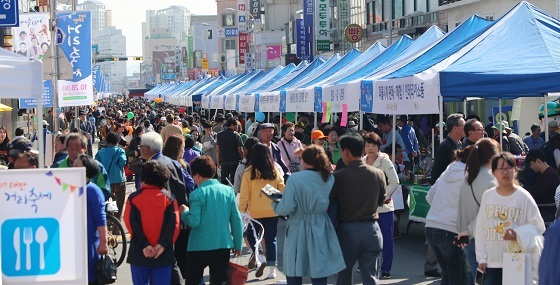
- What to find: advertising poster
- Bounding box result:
[56,11,94,107]
[14,13,53,108]
[249,0,260,21]
[12,13,51,61]
[0,168,87,285]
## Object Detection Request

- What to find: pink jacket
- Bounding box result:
[278,137,302,169]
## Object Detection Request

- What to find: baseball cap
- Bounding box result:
[549,120,558,128]
[42,120,49,126]
[311,130,327,140]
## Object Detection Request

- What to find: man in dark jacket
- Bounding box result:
[259,123,291,181]
[430,113,466,184]
[139,131,188,285]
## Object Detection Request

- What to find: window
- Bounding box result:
[225,39,236,50]
[485,14,494,20]
[223,14,235,27]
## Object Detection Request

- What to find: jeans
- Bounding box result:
[185,249,230,285]
[463,240,478,285]
[378,212,394,273]
[131,265,172,285]
[220,163,238,185]
[425,227,468,285]
[246,217,279,264]
[287,276,328,285]
[336,221,383,285]
[483,268,503,285]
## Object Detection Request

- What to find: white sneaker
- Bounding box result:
[267,266,277,279]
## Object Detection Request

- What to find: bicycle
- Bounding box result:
[105,201,128,267]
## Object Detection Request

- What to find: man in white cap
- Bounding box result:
[493,121,528,155]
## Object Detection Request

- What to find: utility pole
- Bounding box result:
[72,0,79,129]
[50,0,60,133]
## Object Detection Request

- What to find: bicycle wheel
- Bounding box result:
[106,214,127,267]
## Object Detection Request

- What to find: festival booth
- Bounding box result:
[0,46,44,166]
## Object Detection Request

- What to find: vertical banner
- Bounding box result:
[237,0,247,32]
[187,36,194,69]
[314,0,331,52]
[56,11,94,107]
[295,19,305,58]
[239,32,247,64]
[249,0,260,21]
[15,13,53,108]
[314,86,323,112]
[360,80,374,113]
[303,0,313,61]
[340,103,348,126]
[92,65,101,92]
[0,169,87,285]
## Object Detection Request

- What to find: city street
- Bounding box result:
[93,143,442,285]
[113,212,440,285]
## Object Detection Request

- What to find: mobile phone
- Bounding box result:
[475,268,485,285]
[453,235,470,246]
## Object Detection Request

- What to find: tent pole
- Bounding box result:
[544,94,549,142]
[359,111,364,130]
[267,112,270,123]
[432,128,435,159]
[439,96,444,144]
[392,115,396,165]
[314,112,318,130]
[279,112,283,137]
[49,0,59,134]
[499,98,503,147]
[38,100,44,168]
[463,99,467,115]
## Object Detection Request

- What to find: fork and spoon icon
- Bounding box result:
[13,226,48,271]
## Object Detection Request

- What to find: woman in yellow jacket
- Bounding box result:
[239,142,285,279]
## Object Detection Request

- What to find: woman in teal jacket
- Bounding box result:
[272,145,345,285]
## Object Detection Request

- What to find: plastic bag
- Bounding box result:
[97,254,117,284]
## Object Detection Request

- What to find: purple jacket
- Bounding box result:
[183,148,200,164]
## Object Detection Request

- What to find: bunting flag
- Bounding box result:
[46,172,84,196]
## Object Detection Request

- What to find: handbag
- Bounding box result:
[502,241,532,285]
[228,258,249,285]
[280,141,300,173]
[96,254,117,284]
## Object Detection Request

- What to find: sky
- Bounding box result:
[99,0,218,75]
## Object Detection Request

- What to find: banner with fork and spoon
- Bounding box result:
[0,168,87,284]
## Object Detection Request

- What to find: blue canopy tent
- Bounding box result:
[360,15,494,115]
[439,1,560,98]
[319,25,446,114]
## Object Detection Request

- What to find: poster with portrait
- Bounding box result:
[12,13,51,61]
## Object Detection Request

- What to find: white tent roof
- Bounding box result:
[0,48,43,99]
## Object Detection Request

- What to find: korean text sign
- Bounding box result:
[0,168,87,285]
[57,11,94,107]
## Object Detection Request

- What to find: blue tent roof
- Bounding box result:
[385,15,494,79]
[440,1,560,98]
[295,49,363,88]
[245,63,297,93]
[269,57,328,91]
[329,35,414,84]
[258,60,313,92]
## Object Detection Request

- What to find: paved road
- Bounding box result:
[93,143,441,285]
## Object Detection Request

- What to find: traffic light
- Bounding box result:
[133,57,143,61]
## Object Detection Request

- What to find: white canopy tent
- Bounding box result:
[0,48,45,167]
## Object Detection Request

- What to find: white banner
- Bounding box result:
[239,94,256,112]
[321,81,361,112]
[258,91,280,112]
[362,73,440,115]
[224,94,239,111]
[286,87,315,112]
[0,168,87,285]
[210,95,225,110]
[201,95,210,109]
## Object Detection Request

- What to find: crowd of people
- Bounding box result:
[1,96,560,285]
